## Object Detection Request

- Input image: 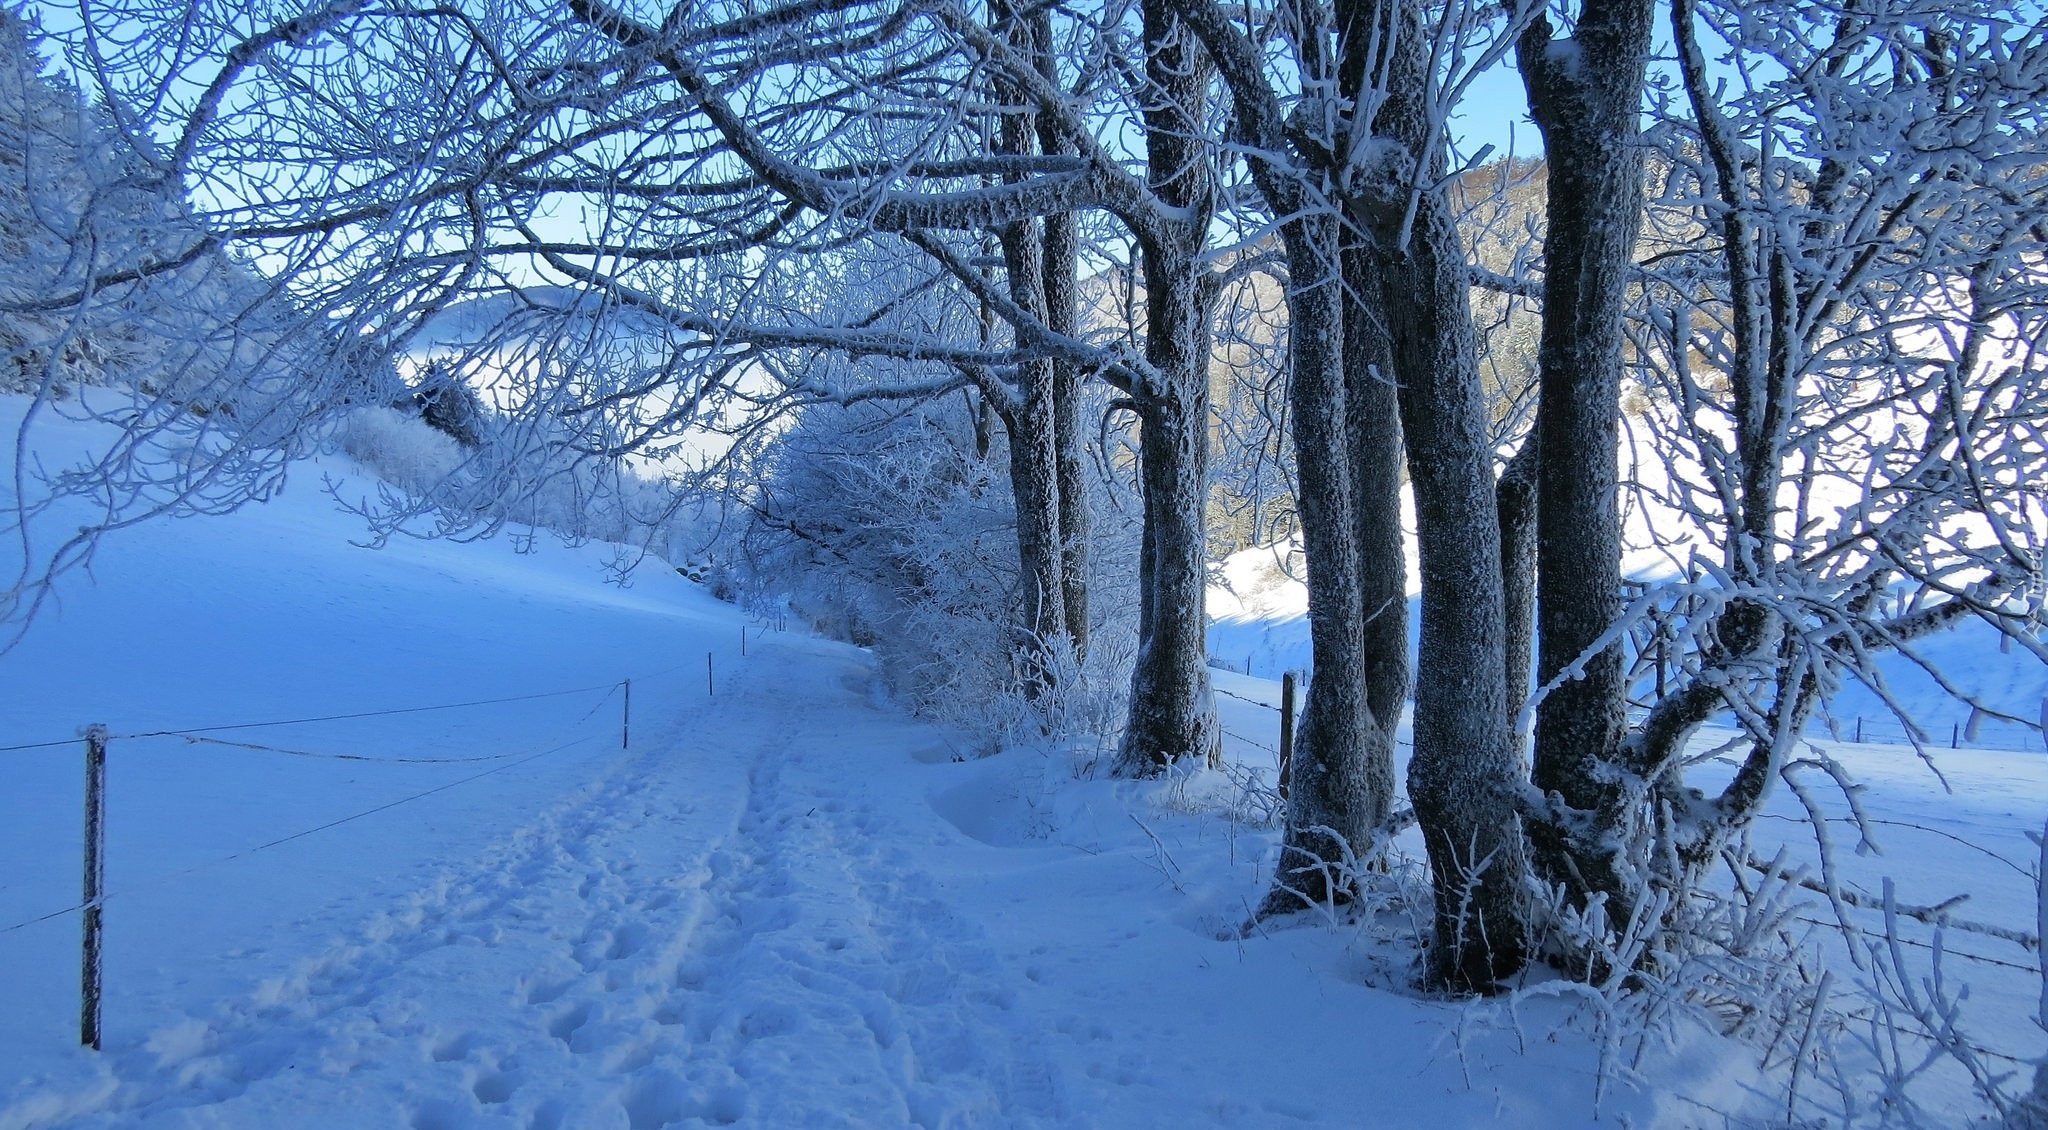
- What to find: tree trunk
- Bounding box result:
[993,348,1068,693]
[1516,0,1654,941]
[1199,0,1409,915]
[1119,370,1222,770]
[1344,238,1409,801]
[1033,10,1090,660]
[1046,212,1090,659]
[989,0,1078,695]
[1497,441,1538,737]
[1259,213,1384,909]
[1347,0,1527,990]
[1376,210,1528,991]
[1115,0,1220,775]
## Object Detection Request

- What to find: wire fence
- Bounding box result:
[0,680,629,759]
[1214,684,1284,712]
[0,677,634,936]
[1211,670,2045,757]
[1811,712,2048,755]
[0,624,779,1047]
[0,641,757,924]
[0,730,600,937]
[1221,726,1278,756]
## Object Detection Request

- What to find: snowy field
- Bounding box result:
[3,401,2045,1128]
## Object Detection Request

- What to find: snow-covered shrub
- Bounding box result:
[321,381,706,578]
[745,399,1017,710]
[410,362,489,449]
[330,406,468,496]
[739,394,1140,754]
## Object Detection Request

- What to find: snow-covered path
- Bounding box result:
[10,613,1727,1129]
[7,632,1088,1130]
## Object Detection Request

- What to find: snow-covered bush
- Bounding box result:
[330,406,468,496]
[739,394,1140,753]
[321,376,707,580]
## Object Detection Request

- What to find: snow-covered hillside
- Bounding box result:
[1208,533,2048,754]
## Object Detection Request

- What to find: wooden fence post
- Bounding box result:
[1277,672,1297,801]
[81,724,107,1051]
[707,652,714,697]
[622,680,632,750]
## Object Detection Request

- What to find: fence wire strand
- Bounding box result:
[1214,685,1283,712]
[113,682,623,742]
[0,664,717,932]
[0,732,599,936]
[1,678,631,757]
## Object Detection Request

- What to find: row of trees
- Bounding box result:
[22,0,2048,993]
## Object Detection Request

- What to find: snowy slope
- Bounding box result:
[3,396,2042,1129]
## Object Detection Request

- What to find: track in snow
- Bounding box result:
[5,639,1069,1130]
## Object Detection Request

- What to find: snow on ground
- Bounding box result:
[2,397,2043,1128]
[1207,537,2048,753]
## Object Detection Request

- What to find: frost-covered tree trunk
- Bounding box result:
[1178,0,1410,906]
[1121,363,1220,769]
[1257,212,1379,908]
[1336,123,1412,888]
[1373,219,1527,988]
[1496,443,1537,731]
[1514,0,1654,941]
[1261,232,1409,912]
[1030,5,1089,660]
[1047,214,1089,659]
[1514,0,2048,977]
[1115,0,1222,774]
[1347,0,1527,989]
[992,347,1068,689]
[1196,0,1522,963]
[989,0,1072,693]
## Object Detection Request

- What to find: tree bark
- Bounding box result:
[1119,369,1222,770]
[1497,441,1538,737]
[988,0,1080,695]
[995,230,1070,692]
[1175,0,1412,913]
[1343,239,1409,819]
[1033,9,1090,660]
[1046,215,1090,659]
[1374,211,1528,991]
